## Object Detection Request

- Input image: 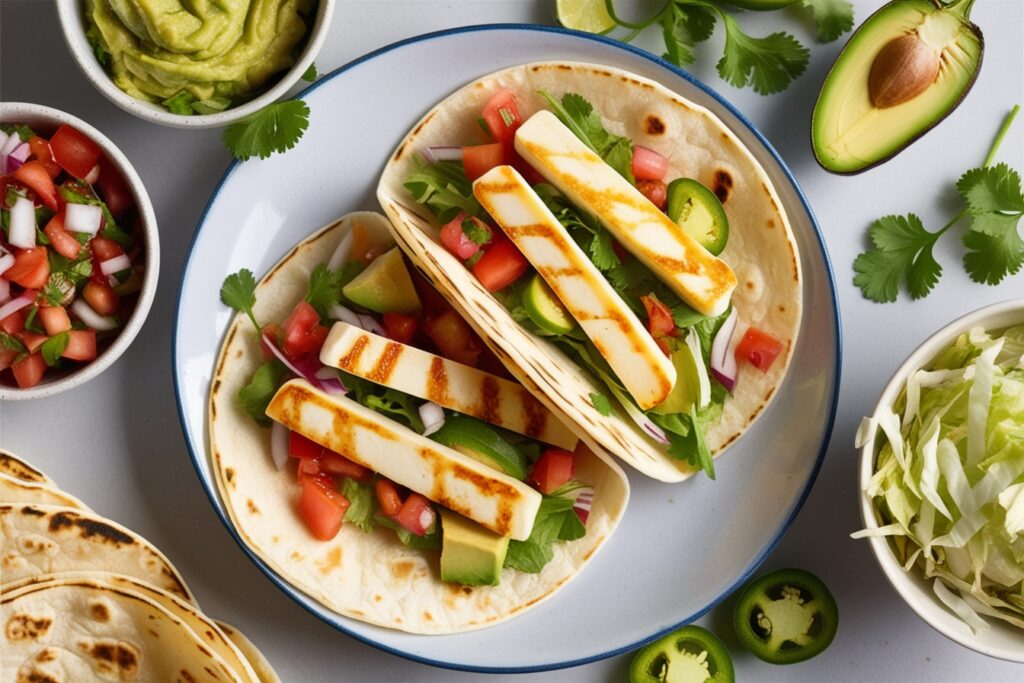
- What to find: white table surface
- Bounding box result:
[2,1,1023,680]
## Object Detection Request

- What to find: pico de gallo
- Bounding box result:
[0,122,143,389]
[221,225,594,584]
[403,90,786,478]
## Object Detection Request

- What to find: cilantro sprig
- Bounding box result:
[223,99,310,161]
[220,269,260,330]
[588,0,851,94]
[854,106,1023,303]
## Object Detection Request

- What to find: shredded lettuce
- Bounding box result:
[857,325,1024,630]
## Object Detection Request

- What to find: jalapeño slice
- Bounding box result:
[666,178,729,255]
[629,625,734,683]
[732,568,838,664]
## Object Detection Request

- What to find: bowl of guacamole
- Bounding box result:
[56,0,334,127]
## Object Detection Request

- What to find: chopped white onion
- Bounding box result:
[0,133,20,168]
[100,254,132,276]
[0,131,8,168]
[709,308,739,392]
[7,142,30,173]
[64,203,103,234]
[423,146,462,164]
[0,250,14,277]
[270,422,290,470]
[419,402,445,436]
[0,292,33,321]
[84,164,101,185]
[8,196,37,249]
[70,299,119,332]
[326,230,354,272]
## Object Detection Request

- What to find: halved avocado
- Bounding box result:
[812,0,983,174]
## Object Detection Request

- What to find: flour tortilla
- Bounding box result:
[216,620,282,683]
[1,579,240,682]
[377,62,802,483]
[208,212,630,634]
[0,472,90,511]
[0,450,54,487]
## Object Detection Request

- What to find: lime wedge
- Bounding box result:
[556,0,616,33]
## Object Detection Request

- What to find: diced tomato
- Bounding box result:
[529,448,575,494]
[18,331,48,353]
[94,158,132,218]
[296,457,324,482]
[632,145,669,181]
[641,295,676,338]
[281,300,328,359]
[90,235,124,262]
[82,281,119,316]
[39,306,72,335]
[637,179,667,211]
[440,213,490,261]
[11,352,45,389]
[382,312,418,344]
[472,239,529,292]
[481,89,522,144]
[62,329,96,361]
[462,143,505,181]
[13,161,58,210]
[44,212,83,259]
[655,337,672,357]
[393,493,435,536]
[289,431,325,459]
[735,327,785,372]
[0,348,18,371]
[375,478,403,517]
[49,125,102,180]
[27,137,60,178]
[5,249,50,289]
[0,308,27,335]
[319,451,370,481]
[298,477,349,541]
[423,310,481,366]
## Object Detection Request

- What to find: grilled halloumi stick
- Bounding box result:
[514,111,737,317]
[267,380,542,540]
[473,165,676,410]
[318,321,579,450]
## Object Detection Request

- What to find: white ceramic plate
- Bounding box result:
[174,25,840,672]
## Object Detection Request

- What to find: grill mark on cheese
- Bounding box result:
[367,341,404,383]
[478,375,501,424]
[426,356,450,404]
[337,335,369,370]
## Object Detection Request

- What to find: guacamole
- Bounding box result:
[84,0,315,114]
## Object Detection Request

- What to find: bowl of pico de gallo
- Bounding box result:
[0,102,158,399]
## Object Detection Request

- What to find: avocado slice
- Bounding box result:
[812,0,983,174]
[429,414,529,480]
[341,247,422,314]
[439,509,510,586]
[522,273,577,335]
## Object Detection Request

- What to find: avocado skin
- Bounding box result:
[811,0,984,175]
[724,0,799,9]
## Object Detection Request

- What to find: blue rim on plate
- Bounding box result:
[172,23,842,673]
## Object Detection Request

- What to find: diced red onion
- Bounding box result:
[419,401,445,436]
[423,146,462,164]
[0,278,9,304]
[100,254,132,276]
[84,164,101,185]
[357,314,384,336]
[0,132,19,169]
[573,486,595,524]
[64,203,103,234]
[643,421,669,445]
[70,299,119,332]
[0,292,33,321]
[8,196,37,248]
[0,249,14,277]
[270,422,290,470]
[710,308,739,392]
[261,333,345,395]
[261,333,313,381]
[0,131,8,167]
[329,305,384,336]
[314,367,348,396]
[6,142,30,173]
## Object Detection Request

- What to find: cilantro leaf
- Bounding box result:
[716,14,809,95]
[343,373,425,433]
[651,409,715,478]
[538,91,634,182]
[0,332,26,353]
[375,513,442,549]
[341,478,376,532]
[301,62,317,82]
[238,362,287,427]
[800,0,855,43]
[590,392,613,416]
[86,25,111,66]
[220,269,261,331]
[163,91,196,116]
[404,157,481,222]
[963,227,1024,285]
[957,163,1024,286]
[222,99,310,161]
[853,214,942,303]
[505,495,580,573]
[41,332,69,367]
[957,164,1024,216]
[462,218,492,246]
[304,263,344,319]
[660,2,717,66]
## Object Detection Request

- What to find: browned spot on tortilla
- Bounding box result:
[181,671,197,683]
[721,132,729,140]
[645,115,665,135]
[423,611,434,622]
[766,219,775,228]
[272,535,280,544]
[390,560,414,580]
[47,511,135,546]
[19,506,46,517]
[198,645,211,657]
[210,400,217,419]
[0,454,48,483]
[779,305,786,313]
[713,170,733,204]
[246,499,259,515]
[746,281,755,290]
[317,546,343,575]
[6,614,52,641]
[765,386,776,402]
[556,64,571,71]
[290,551,302,561]
[393,142,407,162]
[263,256,291,284]
[411,111,437,136]
[352,610,365,618]
[235,349,243,359]
[225,468,235,483]
[90,601,110,622]
[374,594,382,602]
[78,639,141,679]
[35,647,57,662]
[761,182,780,213]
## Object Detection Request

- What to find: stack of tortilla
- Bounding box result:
[0,448,279,683]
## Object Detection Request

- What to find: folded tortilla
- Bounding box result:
[377,62,802,482]
[208,212,629,633]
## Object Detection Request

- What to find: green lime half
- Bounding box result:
[556,0,616,33]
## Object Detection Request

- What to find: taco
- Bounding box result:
[377,62,802,482]
[209,212,628,634]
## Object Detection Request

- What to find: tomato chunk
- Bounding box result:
[462,143,505,181]
[90,235,124,262]
[481,89,522,144]
[382,312,418,344]
[632,145,669,181]
[298,478,349,541]
[281,300,328,359]
[641,294,676,339]
[13,161,58,210]
[375,478,403,517]
[94,158,133,218]
[472,239,528,292]
[18,331,48,353]
[0,308,27,335]
[735,327,784,372]
[62,330,97,361]
[11,352,45,389]
[6,249,50,289]
[44,212,83,259]
[39,306,72,335]
[320,452,370,481]
[49,125,102,179]
[440,213,491,261]
[637,179,668,211]
[422,310,481,366]
[393,493,435,536]
[82,281,119,316]
[289,431,324,460]
[530,448,575,494]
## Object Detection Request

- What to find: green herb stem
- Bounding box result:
[935,206,969,238]
[602,0,671,31]
[982,104,1020,168]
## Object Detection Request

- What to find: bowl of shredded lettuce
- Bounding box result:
[857,299,1024,662]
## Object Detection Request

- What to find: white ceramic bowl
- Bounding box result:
[55,0,335,129]
[859,298,1024,663]
[0,102,159,400]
